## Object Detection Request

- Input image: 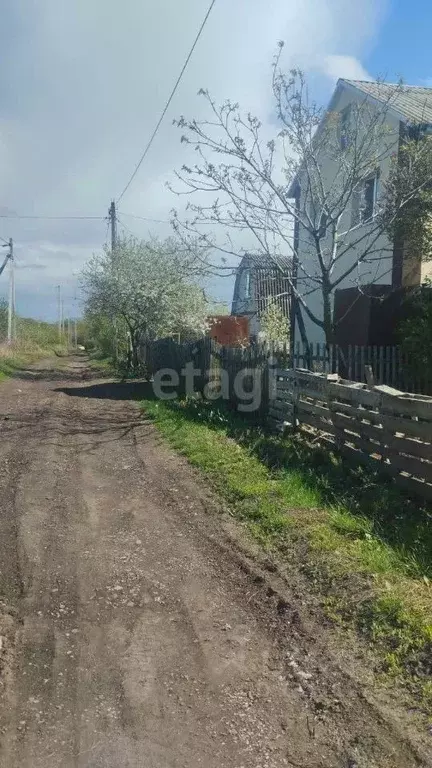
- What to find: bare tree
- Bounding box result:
[172,45,432,345]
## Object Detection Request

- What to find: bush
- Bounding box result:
[399,280,432,381]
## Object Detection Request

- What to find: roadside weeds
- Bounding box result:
[141,396,432,716]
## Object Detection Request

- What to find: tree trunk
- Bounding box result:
[322,284,335,347]
[129,328,139,372]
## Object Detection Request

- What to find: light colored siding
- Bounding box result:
[295,84,399,346]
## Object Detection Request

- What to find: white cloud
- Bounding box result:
[321,54,372,83]
[0,0,388,319]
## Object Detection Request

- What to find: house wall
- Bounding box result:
[231,266,260,336]
[294,84,400,346]
[232,262,292,339]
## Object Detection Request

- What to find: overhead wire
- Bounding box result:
[116,217,138,238]
[116,0,217,203]
[0,214,104,220]
[118,211,170,224]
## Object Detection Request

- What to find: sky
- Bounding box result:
[0,0,429,321]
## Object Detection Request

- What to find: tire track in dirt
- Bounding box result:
[0,358,430,767]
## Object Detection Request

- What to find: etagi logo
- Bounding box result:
[152,361,266,412]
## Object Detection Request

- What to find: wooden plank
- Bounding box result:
[327,382,381,408]
[380,395,432,421]
[329,400,382,425]
[293,368,327,383]
[275,393,296,406]
[338,441,382,469]
[385,434,432,461]
[270,400,295,415]
[295,387,329,403]
[297,400,331,418]
[381,414,432,441]
[299,412,336,435]
[340,434,384,457]
[393,474,432,502]
[332,414,384,444]
[386,451,432,483]
[276,380,296,393]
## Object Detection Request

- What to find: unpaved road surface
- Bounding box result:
[0,358,429,768]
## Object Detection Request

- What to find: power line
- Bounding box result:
[116,217,136,238]
[118,210,170,224]
[0,214,104,220]
[117,0,217,204]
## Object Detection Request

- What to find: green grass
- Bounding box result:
[88,356,116,374]
[0,316,68,381]
[141,395,432,711]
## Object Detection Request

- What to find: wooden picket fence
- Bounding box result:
[139,337,290,415]
[269,368,432,502]
[140,338,432,397]
[292,343,432,395]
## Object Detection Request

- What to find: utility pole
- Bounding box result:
[61,299,65,338]
[7,239,14,345]
[0,242,11,278]
[74,319,78,349]
[57,285,62,341]
[109,199,119,362]
[109,200,117,252]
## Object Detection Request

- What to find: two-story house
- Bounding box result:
[289,79,432,349]
[231,253,292,340]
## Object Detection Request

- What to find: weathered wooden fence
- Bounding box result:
[141,338,432,396]
[292,343,432,395]
[140,337,290,415]
[269,368,432,502]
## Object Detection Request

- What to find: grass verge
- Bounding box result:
[0,316,69,381]
[141,395,432,712]
[0,343,67,381]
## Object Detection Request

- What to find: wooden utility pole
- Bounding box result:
[74,319,78,348]
[57,285,62,341]
[109,200,119,361]
[109,200,117,252]
[61,298,65,338]
[7,239,14,345]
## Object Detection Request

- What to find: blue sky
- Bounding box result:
[366,0,432,85]
[0,0,429,322]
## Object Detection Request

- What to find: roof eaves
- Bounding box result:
[339,79,412,126]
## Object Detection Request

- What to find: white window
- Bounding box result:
[351,174,378,226]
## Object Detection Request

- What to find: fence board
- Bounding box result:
[393,474,432,502]
[329,400,383,425]
[327,382,381,408]
[385,434,431,461]
[382,415,431,443]
[299,412,336,435]
[386,451,432,483]
[271,365,432,502]
[297,400,331,418]
[332,414,384,443]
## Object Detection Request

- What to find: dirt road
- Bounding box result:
[0,358,429,767]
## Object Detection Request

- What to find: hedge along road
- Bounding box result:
[0,357,429,768]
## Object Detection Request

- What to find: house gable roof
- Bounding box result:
[239,253,291,272]
[287,79,432,197]
[341,80,432,125]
